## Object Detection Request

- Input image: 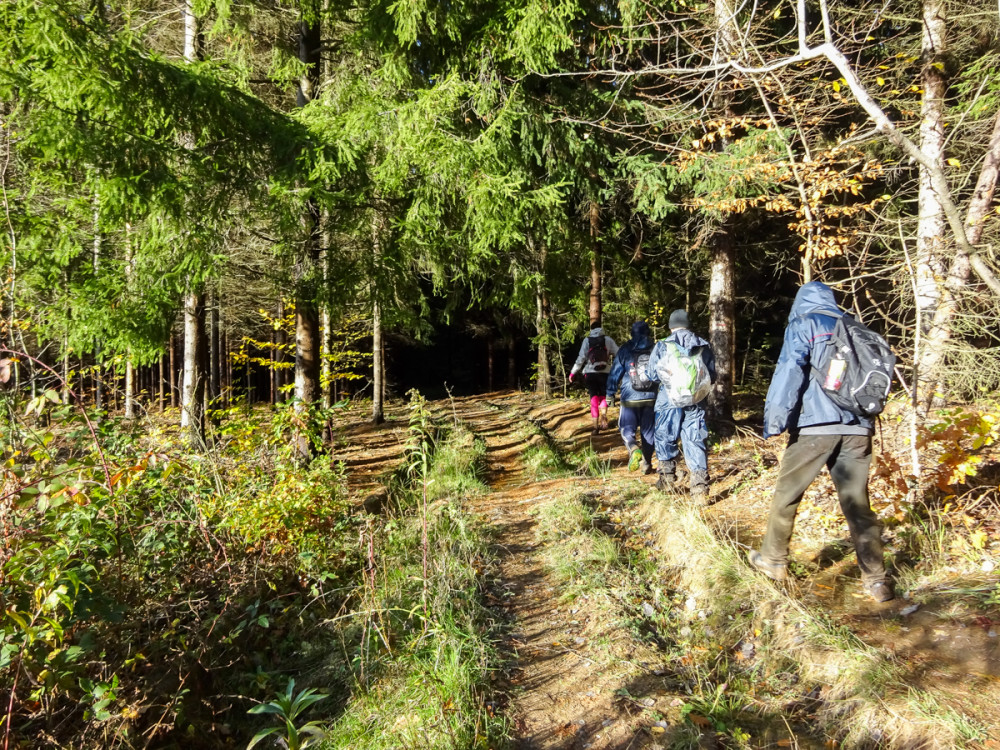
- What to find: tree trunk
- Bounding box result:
[707,232,735,423]
[92,187,103,411]
[158,353,165,411]
[371,212,385,424]
[181,287,207,445]
[169,332,177,408]
[487,336,495,392]
[208,287,221,407]
[124,223,135,419]
[589,202,602,324]
[293,6,322,434]
[532,234,552,397]
[506,335,517,389]
[179,0,206,444]
[914,0,949,345]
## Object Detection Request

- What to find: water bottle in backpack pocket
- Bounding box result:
[628,346,658,392]
[812,314,896,417]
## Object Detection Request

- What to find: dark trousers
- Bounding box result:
[759,434,886,583]
[618,403,655,461]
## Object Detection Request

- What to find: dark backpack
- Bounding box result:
[587,336,609,368]
[812,314,896,417]
[628,345,657,392]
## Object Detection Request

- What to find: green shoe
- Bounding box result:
[628,448,642,472]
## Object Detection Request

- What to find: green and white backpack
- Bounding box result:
[655,342,711,407]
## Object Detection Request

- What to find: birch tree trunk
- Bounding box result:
[180,286,206,444]
[124,223,135,418]
[913,0,948,349]
[179,0,206,444]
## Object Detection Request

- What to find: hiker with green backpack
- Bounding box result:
[646,309,716,503]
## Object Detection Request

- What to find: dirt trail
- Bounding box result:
[442,392,666,749]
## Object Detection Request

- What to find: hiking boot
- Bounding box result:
[628,448,643,472]
[748,549,788,582]
[866,580,895,603]
[656,472,677,492]
[639,459,653,475]
[690,483,711,506]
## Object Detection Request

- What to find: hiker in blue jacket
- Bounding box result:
[605,321,658,474]
[747,281,893,603]
[646,309,716,503]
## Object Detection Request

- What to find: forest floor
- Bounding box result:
[331,390,1000,749]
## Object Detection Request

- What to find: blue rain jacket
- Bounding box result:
[606,321,657,404]
[763,281,873,438]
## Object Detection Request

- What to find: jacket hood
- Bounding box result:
[588,326,606,337]
[630,321,653,347]
[789,282,841,322]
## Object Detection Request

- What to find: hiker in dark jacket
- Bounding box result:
[646,309,716,503]
[569,320,619,434]
[748,281,893,603]
[606,321,657,474]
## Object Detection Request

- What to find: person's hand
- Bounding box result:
[607,395,616,408]
[568,372,576,383]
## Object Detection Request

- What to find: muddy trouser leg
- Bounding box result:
[618,405,640,452]
[759,434,837,565]
[654,407,681,476]
[829,435,885,583]
[638,404,656,463]
[680,405,709,487]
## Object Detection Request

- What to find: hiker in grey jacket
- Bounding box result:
[748,281,893,603]
[646,309,716,503]
[606,321,657,474]
[569,320,618,434]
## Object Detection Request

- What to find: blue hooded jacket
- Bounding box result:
[763,281,873,438]
[606,321,657,404]
[647,327,717,412]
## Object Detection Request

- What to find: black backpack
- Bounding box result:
[587,336,609,368]
[627,345,657,392]
[812,314,896,417]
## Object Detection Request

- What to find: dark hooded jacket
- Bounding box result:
[606,321,657,405]
[763,281,873,438]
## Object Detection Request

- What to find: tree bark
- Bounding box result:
[169,332,177,408]
[532,234,552,397]
[707,231,735,423]
[180,287,207,444]
[293,5,322,431]
[179,0,206,443]
[914,0,948,341]
[589,202,602,324]
[371,212,385,424]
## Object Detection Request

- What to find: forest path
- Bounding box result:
[445,391,665,749]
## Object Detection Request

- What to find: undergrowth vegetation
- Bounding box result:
[1,389,501,749]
